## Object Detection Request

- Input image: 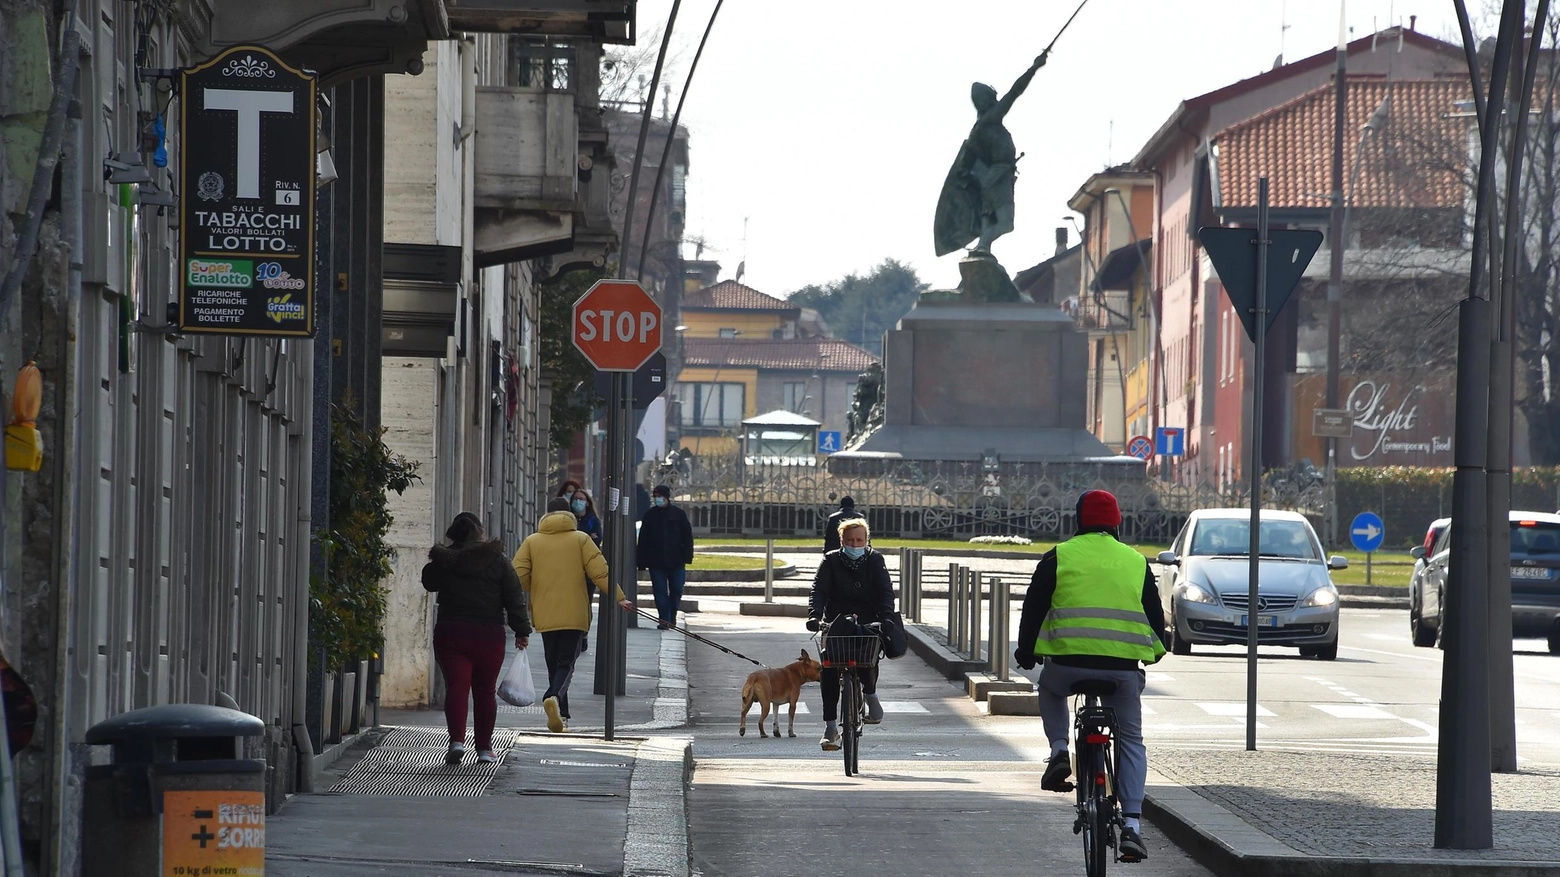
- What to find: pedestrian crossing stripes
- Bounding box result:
[739,701,930,716]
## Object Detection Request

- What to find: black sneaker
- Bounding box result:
[1119,826,1148,862]
[1040,751,1073,792]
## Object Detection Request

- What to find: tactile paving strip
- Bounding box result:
[328,727,517,797]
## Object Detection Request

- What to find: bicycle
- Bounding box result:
[1066,679,1125,877]
[816,616,882,777]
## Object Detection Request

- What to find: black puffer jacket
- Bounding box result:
[808,549,894,624]
[422,539,531,637]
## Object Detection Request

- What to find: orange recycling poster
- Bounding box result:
[162,789,265,876]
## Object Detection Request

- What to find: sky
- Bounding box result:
[624,0,1470,297]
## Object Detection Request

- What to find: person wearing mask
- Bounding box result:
[556,480,582,502]
[512,498,632,733]
[635,484,694,630]
[571,488,603,547]
[421,512,531,765]
[806,519,894,751]
[1013,489,1166,863]
[823,496,865,554]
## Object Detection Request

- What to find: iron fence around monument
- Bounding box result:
[648,455,1328,543]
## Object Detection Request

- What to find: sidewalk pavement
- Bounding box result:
[1146,749,1560,877]
[267,615,691,877]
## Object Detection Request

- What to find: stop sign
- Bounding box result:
[572,279,663,372]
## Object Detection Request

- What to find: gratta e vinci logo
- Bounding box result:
[266,294,306,324]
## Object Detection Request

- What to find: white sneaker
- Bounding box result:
[476,749,498,765]
[445,742,466,765]
[820,726,841,751]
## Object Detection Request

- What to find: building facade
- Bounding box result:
[1127,26,1463,485]
[0,2,636,872]
[673,280,877,457]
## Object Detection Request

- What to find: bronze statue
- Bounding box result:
[934,52,1048,257]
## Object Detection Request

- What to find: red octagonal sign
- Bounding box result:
[572,279,663,372]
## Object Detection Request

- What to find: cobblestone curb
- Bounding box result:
[1145,755,1560,877]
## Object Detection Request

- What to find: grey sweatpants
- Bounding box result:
[1035,662,1147,815]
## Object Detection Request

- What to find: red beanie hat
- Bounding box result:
[1076,490,1122,529]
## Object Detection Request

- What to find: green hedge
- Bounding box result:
[1336,466,1560,548]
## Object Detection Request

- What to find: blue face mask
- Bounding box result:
[653,496,667,508]
[571,499,587,514]
[841,545,867,559]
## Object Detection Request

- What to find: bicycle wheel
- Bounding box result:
[840,672,858,777]
[851,674,866,775]
[1080,746,1109,877]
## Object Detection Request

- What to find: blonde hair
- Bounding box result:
[838,519,870,541]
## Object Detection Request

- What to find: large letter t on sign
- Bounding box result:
[203,89,294,199]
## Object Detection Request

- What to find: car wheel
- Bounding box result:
[1169,612,1192,656]
[1410,600,1435,648]
[1314,639,1339,661]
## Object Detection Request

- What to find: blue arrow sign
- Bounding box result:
[1350,511,1385,553]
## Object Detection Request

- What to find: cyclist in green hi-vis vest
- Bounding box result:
[1015,490,1168,863]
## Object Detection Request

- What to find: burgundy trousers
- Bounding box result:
[433,618,507,750]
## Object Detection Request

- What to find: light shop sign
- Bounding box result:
[178,45,315,336]
[1346,380,1452,461]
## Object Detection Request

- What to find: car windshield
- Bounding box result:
[1187,518,1319,559]
[1511,520,1560,556]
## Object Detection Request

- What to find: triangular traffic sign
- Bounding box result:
[1197,227,1323,342]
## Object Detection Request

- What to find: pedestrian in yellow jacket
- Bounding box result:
[512,498,633,732]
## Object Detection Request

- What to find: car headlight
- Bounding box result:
[1181,583,1217,604]
[1302,587,1339,607]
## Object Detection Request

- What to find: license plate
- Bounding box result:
[1240,615,1280,628]
[1511,566,1553,580]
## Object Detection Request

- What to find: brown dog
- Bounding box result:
[739,649,821,738]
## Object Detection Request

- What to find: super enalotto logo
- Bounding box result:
[187,258,253,288]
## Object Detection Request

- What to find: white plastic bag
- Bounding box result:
[497,647,537,707]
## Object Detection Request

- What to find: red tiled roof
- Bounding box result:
[682,338,878,373]
[681,280,795,311]
[1132,28,1464,166]
[1213,78,1470,210]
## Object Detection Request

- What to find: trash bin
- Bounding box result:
[82,704,266,877]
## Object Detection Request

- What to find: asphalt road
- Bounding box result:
[680,599,1560,876]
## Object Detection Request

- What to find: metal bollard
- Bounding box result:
[898,547,910,610]
[969,571,983,660]
[764,538,775,603]
[948,563,961,647]
[986,575,1001,674]
[992,579,1011,680]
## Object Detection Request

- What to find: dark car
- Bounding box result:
[1413,511,1560,653]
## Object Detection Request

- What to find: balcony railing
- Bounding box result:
[446,1,636,43]
[1074,290,1132,334]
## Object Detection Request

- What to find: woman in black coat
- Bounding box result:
[805,519,894,751]
[422,512,531,765]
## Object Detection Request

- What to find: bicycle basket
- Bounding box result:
[820,632,881,668]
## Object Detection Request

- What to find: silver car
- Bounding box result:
[1156,509,1346,660]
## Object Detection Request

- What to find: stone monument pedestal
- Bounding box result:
[831,299,1138,474]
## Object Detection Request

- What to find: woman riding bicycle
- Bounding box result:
[806,519,894,751]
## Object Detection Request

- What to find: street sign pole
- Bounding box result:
[1246,178,1270,753]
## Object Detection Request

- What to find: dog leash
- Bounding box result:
[632,607,765,667]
